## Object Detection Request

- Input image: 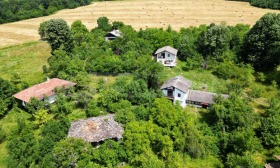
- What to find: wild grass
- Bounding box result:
[164,60,228,93]
[0,41,51,85]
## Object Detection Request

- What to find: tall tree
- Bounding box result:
[44,19,74,53]
[197,23,231,61]
[242,13,280,70]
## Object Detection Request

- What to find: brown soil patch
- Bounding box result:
[0,0,279,48]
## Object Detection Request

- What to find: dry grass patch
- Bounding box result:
[0,0,279,47]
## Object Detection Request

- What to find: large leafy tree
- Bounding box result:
[7,121,39,167]
[51,138,94,167]
[260,97,280,148]
[0,77,17,117]
[197,23,231,61]
[242,13,280,70]
[44,19,74,53]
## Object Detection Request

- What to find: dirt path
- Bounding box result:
[0,0,279,48]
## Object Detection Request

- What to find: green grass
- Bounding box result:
[0,41,51,85]
[163,60,228,93]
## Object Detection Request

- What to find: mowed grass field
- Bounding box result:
[0,0,280,48]
[0,41,50,84]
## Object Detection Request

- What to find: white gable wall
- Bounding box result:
[174,88,187,107]
[157,51,176,66]
[161,87,187,107]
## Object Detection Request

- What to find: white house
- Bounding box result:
[13,78,76,106]
[161,76,229,108]
[155,46,178,67]
[105,29,122,41]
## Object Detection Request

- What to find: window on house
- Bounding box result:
[161,53,165,59]
[178,93,181,97]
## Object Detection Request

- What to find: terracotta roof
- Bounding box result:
[155,46,178,55]
[67,114,124,143]
[188,90,229,104]
[13,78,76,102]
[161,76,192,93]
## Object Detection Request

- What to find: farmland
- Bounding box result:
[0,0,279,48]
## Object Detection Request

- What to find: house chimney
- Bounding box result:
[47,77,50,81]
[202,84,207,92]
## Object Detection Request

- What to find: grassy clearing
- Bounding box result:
[164,60,228,93]
[0,41,50,85]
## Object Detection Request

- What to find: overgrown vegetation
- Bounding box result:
[0,13,280,168]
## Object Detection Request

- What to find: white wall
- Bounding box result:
[47,95,56,104]
[157,51,176,66]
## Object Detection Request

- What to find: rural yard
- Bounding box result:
[0,0,279,48]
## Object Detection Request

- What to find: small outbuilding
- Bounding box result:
[105,29,122,41]
[155,46,178,67]
[13,78,76,106]
[67,114,124,144]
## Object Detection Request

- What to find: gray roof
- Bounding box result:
[67,114,124,143]
[155,46,178,55]
[187,90,229,104]
[161,76,192,93]
[106,29,122,37]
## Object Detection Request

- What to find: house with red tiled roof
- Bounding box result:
[13,78,76,106]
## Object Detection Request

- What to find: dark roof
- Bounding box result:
[187,90,229,104]
[155,46,178,55]
[67,114,124,143]
[13,78,76,102]
[265,163,280,168]
[161,76,192,93]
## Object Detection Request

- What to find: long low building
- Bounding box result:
[13,78,76,106]
[161,76,229,108]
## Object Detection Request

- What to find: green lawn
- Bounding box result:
[0,41,51,85]
[163,60,228,93]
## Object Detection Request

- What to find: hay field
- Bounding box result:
[0,0,279,48]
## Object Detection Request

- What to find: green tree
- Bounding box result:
[0,77,17,116]
[71,20,88,46]
[92,140,127,167]
[260,97,280,148]
[7,121,39,167]
[44,19,74,53]
[197,23,231,61]
[51,138,93,167]
[242,13,280,70]
[225,152,262,168]
[38,20,48,40]
[97,17,112,31]
[134,55,164,89]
